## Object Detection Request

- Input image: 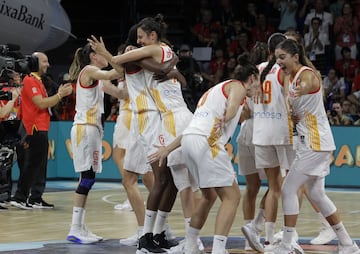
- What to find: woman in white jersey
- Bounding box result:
[237,44,269,252]
[148,54,260,254]
[242,33,293,252]
[114,33,180,247]
[66,43,126,244]
[89,15,202,253]
[272,38,360,254]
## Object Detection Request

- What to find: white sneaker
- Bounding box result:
[338,242,360,254]
[265,242,301,254]
[241,223,263,252]
[274,229,299,245]
[67,228,100,244]
[244,239,252,251]
[82,225,103,241]
[119,233,138,246]
[310,226,336,245]
[176,238,204,254]
[114,199,133,211]
[264,241,278,253]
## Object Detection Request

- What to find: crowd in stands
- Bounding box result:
[55,0,360,126]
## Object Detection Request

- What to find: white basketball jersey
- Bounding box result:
[73,66,104,129]
[125,67,158,112]
[183,80,244,147]
[288,66,335,152]
[143,44,188,113]
[253,62,292,145]
[237,97,254,146]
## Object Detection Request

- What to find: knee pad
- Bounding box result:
[76,170,95,195]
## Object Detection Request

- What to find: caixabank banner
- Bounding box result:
[11,122,360,188]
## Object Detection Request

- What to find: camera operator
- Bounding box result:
[327,101,353,125]
[10,52,72,210]
[0,73,22,119]
[0,72,22,209]
[176,44,204,112]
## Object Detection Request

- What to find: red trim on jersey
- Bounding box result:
[221,79,245,105]
[78,67,99,89]
[126,67,142,74]
[161,47,165,63]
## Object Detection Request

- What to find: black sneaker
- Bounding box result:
[28,198,54,209]
[10,197,32,210]
[153,231,179,250]
[136,233,167,254]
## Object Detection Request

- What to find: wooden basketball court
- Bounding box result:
[0,181,359,253]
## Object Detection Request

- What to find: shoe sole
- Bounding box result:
[119,239,138,246]
[310,235,336,245]
[135,248,167,254]
[31,205,54,209]
[10,201,32,210]
[66,235,99,244]
[241,226,263,252]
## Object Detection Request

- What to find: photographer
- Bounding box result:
[327,101,353,125]
[176,44,204,112]
[0,72,22,120]
[0,72,22,209]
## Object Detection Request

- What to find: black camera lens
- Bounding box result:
[330,110,337,116]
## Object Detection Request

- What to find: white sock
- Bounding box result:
[143,209,157,235]
[283,226,295,247]
[265,222,275,243]
[332,222,352,246]
[153,210,169,235]
[185,226,200,250]
[212,235,227,254]
[184,217,191,233]
[253,209,265,232]
[70,207,84,231]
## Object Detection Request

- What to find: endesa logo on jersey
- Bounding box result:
[253,111,282,119]
[194,111,209,118]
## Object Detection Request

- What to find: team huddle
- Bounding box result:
[65,13,360,254]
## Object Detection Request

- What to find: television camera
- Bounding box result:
[0,44,38,100]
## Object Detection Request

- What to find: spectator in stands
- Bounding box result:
[191,8,224,47]
[220,56,237,81]
[304,16,330,75]
[228,30,252,59]
[213,0,239,37]
[341,99,359,122]
[328,101,353,125]
[335,46,360,95]
[329,0,345,20]
[208,46,227,85]
[333,2,359,60]
[273,0,298,33]
[241,2,258,33]
[323,68,347,110]
[303,0,333,40]
[251,13,276,44]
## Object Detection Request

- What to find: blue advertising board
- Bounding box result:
[11,122,360,188]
